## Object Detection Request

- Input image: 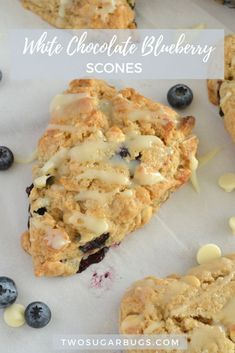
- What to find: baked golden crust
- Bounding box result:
[23,79,198,277]
[219,81,235,142]
[21,0,136,29]
[120,255,235,353]
[207,35,235,142]
[207,35,235,104]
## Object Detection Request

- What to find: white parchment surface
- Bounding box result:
[0,1,235,352]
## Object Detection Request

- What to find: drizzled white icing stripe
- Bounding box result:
[50,93,88,114]
[75,190,116,203]
[69,141,111,162]
[68,212,109,235]
[41,147,69,174]
[77,169,130,185]
[58,0,73,18]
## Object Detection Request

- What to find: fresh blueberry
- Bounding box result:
[0,146,14,171]
[118,146,130,159]
[25,302,51,328]
[0,277,18,308]
[167,84,193,109]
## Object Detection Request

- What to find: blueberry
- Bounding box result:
[25,302,51,328]
[79,233,110,253]
[26,184,34,197]
[77,247,109,273]
[0,146,14,171]
[219,107,224,117]
[118,146,130,159]
[27,216,31,229]
[135,153,142,161]
[46,176,55,186]
[167,84,193,109]
[34,207,47,216]
[0,277,18,308]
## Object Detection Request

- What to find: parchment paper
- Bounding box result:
[0,1,235,352]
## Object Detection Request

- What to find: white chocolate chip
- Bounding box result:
[218,173,235,192]
[4,304,25,328]
[34,175,49,189]
[121,314,143,333]
[196,244,222,265]
[229,217,235,235]
[181,275,201,288]
[190,156,199,171]
[45,228,71,250]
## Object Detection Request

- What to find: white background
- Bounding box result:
[0,1,235,352]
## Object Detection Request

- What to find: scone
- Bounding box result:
[22,79,198,277]
[21,0,136,29]
[120,254,235,353]
[207,35,235,141]
[207,35,235,105]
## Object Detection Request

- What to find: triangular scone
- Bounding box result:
[120,254,235,353]
[21,0,136,29]
[22,79,198,277]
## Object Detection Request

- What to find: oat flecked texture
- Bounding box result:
[207,35,235,142]
[21,0,136,29]
[22,79,198,277]
[120,254,235,353]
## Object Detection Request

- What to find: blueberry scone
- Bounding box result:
[207,35,235,142]
[120,254,235,353]
[21,79,198,277]
[21,0,136,29]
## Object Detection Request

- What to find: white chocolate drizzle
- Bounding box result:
[134,166,165,185]
[77,169,130,185]
[58,0,73,18]
[69,141,111,162]
[41,148,68,174]
[49,93,88,114]
[68,212,109,235]
[75,190,116,203]
[127,135,162,155]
